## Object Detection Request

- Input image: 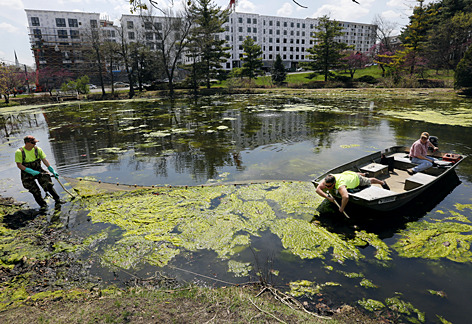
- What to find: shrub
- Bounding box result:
[356,75,378,84]
[455,45,472,90]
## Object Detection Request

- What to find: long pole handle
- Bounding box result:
[328,193,350,219]
[56,176,76,198]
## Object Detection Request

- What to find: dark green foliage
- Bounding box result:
[305,15,353,81]
[356,75,378,84]
[241,37,263,79]
[454,45,472,89]
[271,54,287,85]
[186,0,231,91]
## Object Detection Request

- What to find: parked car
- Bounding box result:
[114,82,129,88]
[88,84,97,89]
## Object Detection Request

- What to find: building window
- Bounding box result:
[276,21,280,27]
[290,54,293,59]
[254,36,257,41]
[238,27,243,32]
[154,22,162,30]
[68,19,78,27]
[58,30,68,38]
[290,31,294,36]
[269,54,273,59]
[269,20,273,26]
[253,18,257,24]
[145,22,152,30]
[128,32,135,40]
[56,18,66,27]
[284,22,287,27]
[269,46,273,51]
[269,37,273,43]
[291,22,294,27]
[247,18,251,23]
[146,32,153,40]
[297,23,300,28]
[90,20,98,28]
[127,21,134,29]
[226,35,230,41]
[269,29,272,34]
[239,36,243,41]
[276,46,280,51]
[302,23,305,28]
[253,27,257,33]
[238,17,242,23]
[32,29,41,39]
[276,30,280,35]
[283,54,286,59]
[31,17,40,26]
[283,30,287,35]
[276,38,280,43]
[70,30,79,39]
[247,27,251,33]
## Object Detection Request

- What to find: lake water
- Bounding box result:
[1,94,471,323]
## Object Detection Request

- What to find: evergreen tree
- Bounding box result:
[241,37,263,79]
[187,0,230,89]
[455,45,472,90]
[271,54,287,85]
[305,15,353,81]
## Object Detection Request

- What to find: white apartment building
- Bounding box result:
[221,12,376,70]
[25,9,377,82]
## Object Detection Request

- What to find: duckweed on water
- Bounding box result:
[288,279,341,297]
[81,182,384,268]
[392,220,472,262]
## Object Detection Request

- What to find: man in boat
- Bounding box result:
[15,135,64,208]
[315,171,390,213]
[407,132,438,175]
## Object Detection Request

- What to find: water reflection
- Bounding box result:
[1,94,472,324]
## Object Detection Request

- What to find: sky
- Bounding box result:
[0,0,430,67]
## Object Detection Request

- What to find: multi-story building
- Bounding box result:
[221,12,376,70]
[25,9,377,83]
[25,9,118,85]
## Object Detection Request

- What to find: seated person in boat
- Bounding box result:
[315,171,389,213]
[407,131,438,175]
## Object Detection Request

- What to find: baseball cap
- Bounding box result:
[24,135,39,144]
[421,132,429,139]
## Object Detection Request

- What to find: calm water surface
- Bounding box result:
[1,94,472,323]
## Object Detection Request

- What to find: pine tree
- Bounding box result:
[241,37,263,79]
[187,0,230,89]
[455,45,472,90]
[306,15,353,81]
[271,54,286,85]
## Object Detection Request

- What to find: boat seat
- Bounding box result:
[350,186,395,201]
[404,173,437,191]
[387,153,416,169]
[360,163,388,178]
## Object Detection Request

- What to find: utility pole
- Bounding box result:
[24,64,31,93]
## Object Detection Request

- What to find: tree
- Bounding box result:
[141,6,194,97]
[37,66,73,93]
[187,0,230,89]
[82,25,107,96]
[115,24,137,99]
[372,15,398,77]
[61,75,90,94]
[342,52,369,78]
[241,37,263,79]
[271,54,286,85]
[305,15,353,81]
[399,0,437,75]
[454,45,472,90]
[101,40,122,95]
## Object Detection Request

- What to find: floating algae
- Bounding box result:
[359,278,378,289]
[74,181,396,270]
[350,230,392,261]
[288,280,341,297]
[269,218,362,262]
[227,260,252,277]
[392,220,472,263]
[358,298,385,311]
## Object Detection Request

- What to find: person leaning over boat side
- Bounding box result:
[407,132,438,175]
[15,135,64,208]
[315,171,390,213]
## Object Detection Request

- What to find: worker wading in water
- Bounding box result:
[15,135,64,208]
